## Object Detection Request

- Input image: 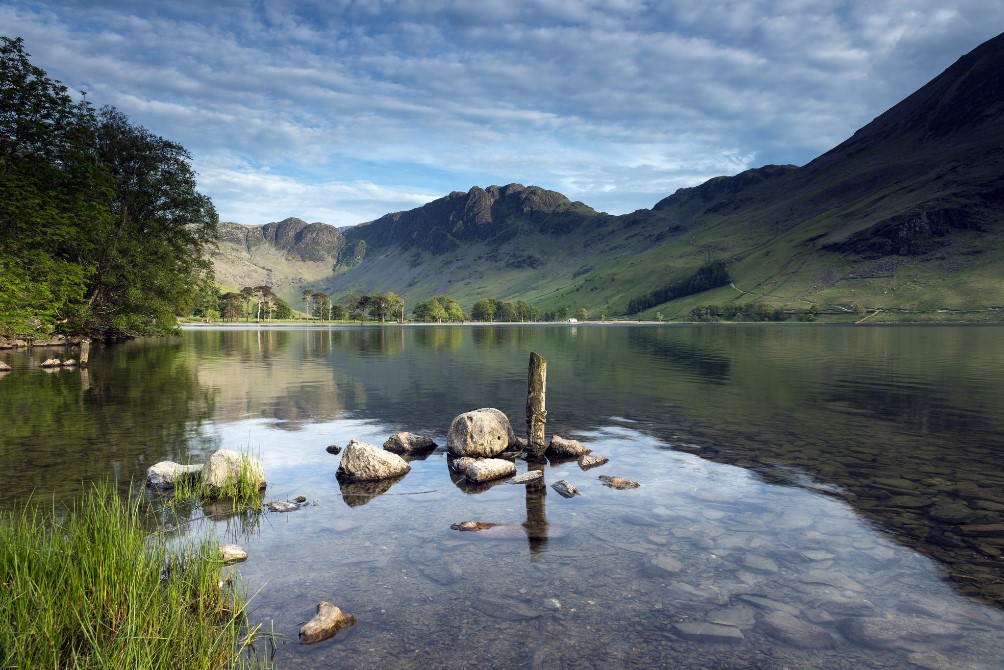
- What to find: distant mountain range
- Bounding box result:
[212,32,1004,320]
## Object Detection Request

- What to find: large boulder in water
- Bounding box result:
[473,408,515,445]
[338,440,411,481]
[447,409,510,457]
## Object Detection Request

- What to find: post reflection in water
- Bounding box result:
[522,457,549,557]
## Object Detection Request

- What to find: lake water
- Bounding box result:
[1,324,1003,669]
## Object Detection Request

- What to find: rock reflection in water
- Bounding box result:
[219,419,1004,669]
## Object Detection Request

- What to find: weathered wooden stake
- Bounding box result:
[525,352,547,458]
[79,339,90,368]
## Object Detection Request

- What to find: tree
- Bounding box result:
[312,291,329,321]
[497,301,517,322]
[573,307,588,321]
[85,106,217,335]
[413,298,448,323]
[384,292,404,323]
[471,298,499,322]
[302,290,313,321]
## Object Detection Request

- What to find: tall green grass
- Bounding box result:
[173,450,265,512]
[0,483,270,669]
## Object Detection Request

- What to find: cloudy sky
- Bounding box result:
[3,1,1001,225]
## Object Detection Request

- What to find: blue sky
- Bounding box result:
[3,1,1001,226]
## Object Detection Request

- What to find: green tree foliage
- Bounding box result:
[689,302,787,322]
[412,295,465,322]
[626,261,732,315]
[471,298,500,322]
[0,36,217,338]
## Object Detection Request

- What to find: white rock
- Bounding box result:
[509,470,544,485]
[219,544,248,564]
[203,449,266,492]
[338,440,411,481]
[146,461,203,490]
[465,458,517,484]
[447,410,510,457]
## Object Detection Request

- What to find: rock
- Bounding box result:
[0,361,10,372]
[759,611,834,649]
[294,495,307,503]
[465,458,517,484]
[325,444,342,454]
[61,359,77,367]
[40,358,61,368]
[546,435,591,458]
[672,622,745,642]
[474,407,516,445]
[383,431,437,454]
[448,456,477,475]
[268,501,299,512]
[960,522,1004,534]
[446,410,510,457]
[451,521,498,532]
[299,601,355,644]
[509,470,543,485]
[578,454,609,470]
[337,440,411,481]
[551,480,579,498]
[219,544,248,564]
[840,616,961,651]
[146,461,203,490]
[742,555,780,573]
[204,449,267,493]
[598,475,640,489]
[512,436,529,450]
[645,554,683,576]
[737,595,803,616]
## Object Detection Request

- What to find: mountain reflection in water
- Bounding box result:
[1,324,1002,669]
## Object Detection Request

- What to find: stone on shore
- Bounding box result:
[578,454,609,470]
[40,358,62,368]
[383,432,438,454]
[219,544,248,564]
[146,461,204,490]
[599,475,640,489]
[465,458,517,484]
[337,440,411,481]
[552,480,579,498]
[204,448,267,493]
[509,470,544,485]
[447,410,510,457]
[547,435,591,458]
[299,601,356,644]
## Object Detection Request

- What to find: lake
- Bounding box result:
[1,324,1003,669]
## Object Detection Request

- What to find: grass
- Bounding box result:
[0,483,270,669]
[173,449,266,512]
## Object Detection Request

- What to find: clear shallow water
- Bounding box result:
[2,324,1003,669]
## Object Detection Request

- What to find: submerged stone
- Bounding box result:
[299,601,355,644]
[759,611,835,649]
[598,475,640,490]
[672,622,744,643]
[268,501,299,512]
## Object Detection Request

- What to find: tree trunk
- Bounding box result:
[525,352,547,458]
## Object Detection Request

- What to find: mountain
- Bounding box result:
[213,32,1004,320]
[213,218,346,299]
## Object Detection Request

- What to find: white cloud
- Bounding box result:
[2,0,1002,223]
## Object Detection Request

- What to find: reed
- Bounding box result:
[173,449,265,511]
[0,483,270,669]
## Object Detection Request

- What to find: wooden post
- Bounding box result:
[79,339,90,368]
[525,352,547,458]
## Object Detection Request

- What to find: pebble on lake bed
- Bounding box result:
[450,521,498,532]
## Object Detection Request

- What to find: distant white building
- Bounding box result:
[567,318,578,323]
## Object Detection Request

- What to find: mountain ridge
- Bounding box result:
[211,32,1004,319]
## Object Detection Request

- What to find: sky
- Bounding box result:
[2,1,1002,226]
